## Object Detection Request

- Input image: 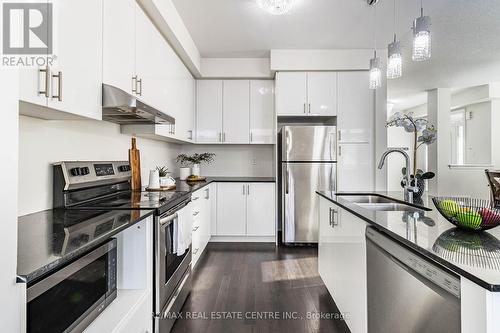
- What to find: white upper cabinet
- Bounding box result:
[103,0,136,94]
[135,7,170,112]
[223,80,250,144]
[48,0,103,120]
[246,183,275,236]
[196,80,223,143]
[196,79,275,144]
[276,72,338,116]
[338,71,374,143]
[20,0,103,120]
[275,72,307,115]
[307,72,338,116]
[250,80,275,144]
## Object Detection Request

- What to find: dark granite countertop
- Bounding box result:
[174,176,276,193]
[17,176,274,284]
[17,208,154,284]
[316,191,500,292]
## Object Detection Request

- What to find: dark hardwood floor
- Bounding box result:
[171,243,350,333]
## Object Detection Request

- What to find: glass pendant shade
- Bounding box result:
[387,39,402,79]
[369,55,382,90]
[257,0,295,15]
[412,15,431,61]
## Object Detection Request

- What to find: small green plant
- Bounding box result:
[176,153,215,166]
[156,166,169,177]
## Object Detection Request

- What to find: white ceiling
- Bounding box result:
[172,0,500,110]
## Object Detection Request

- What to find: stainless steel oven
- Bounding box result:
[154,200,192,333]
[27,239,117,333]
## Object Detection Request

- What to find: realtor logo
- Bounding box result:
[3,2,52,54]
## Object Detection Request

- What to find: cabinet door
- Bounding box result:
[307,72,338,116]
[196,80,223,143]
[337,143,374,192]
[338,72,374,143]
[250,80,275,144]
[210,183,217,236]
[330,206,368,333]
[216,183,246,236]
[275,72,307,115]
[18,1,49,107]
[48,0,102,120]
[103,0,136,94]
[222,80,250,144]
[318,197,337,296]
[135,6,169,112]
[175,77,195,142]
[246,183,275,236]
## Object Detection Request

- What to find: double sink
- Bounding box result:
[337,194,430,212]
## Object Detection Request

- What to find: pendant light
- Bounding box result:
[257,0,295,15]
[369,3,381,89]
[387,0,402,79]
[412,0,431,61]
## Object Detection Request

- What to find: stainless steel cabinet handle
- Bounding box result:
[338,145,342,156]
[193,226,199,231]
[52,71,62,101]
[137,78,142,96]
[242,184,245,195]
[329,207,333,227]
[218,132,222,142]
[338,131,342,142]
[38,66,49,97]
[250,132,253,143]
[132,75,137,93]
[188,130,193,140]
[192,196,200,201]
[285,168,289,194]
[223,132,226,142]
[205,188,209,199]
[193,248,199,255]
[303,103,307,114]
[330,208,339,227]
[247,184,250,195]
[308,103,311,114]
[193,211,199,217]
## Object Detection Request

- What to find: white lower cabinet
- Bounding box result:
[191,186,212,268]
[318,196,368,333]
[216,183,247,236]
[215,182,275,237]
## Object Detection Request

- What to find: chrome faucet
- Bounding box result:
[378,148,419,203]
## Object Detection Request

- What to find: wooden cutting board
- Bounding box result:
[129,138,142,190]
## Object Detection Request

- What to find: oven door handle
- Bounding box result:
[27,240,117,302]
[160,212,178,226]
[161,270,191,319]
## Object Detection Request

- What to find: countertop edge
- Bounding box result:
[316,191,500,293]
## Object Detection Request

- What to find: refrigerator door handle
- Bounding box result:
[329,132,337,161]
[285,166,289,195]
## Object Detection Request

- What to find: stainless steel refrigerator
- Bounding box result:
[279,126,337,244]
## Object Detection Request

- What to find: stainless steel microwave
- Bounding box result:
[27,239,117,333]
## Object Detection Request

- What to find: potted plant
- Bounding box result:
[156,166,174,187]
[387,112,437,198]
[176,153,215,177]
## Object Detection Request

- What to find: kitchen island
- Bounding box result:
[317,191,500,333]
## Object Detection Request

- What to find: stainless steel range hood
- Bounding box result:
[102,84,175,125]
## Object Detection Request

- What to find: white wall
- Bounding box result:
[18,116,181,215]
[464,102,491,164]
[1,69,23,333]
[180,144,274,177]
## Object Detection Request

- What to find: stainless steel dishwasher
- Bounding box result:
[366,227,461,333]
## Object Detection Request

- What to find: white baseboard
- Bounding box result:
[209,236,275,243]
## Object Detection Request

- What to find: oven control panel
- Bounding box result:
[54,161,132,190]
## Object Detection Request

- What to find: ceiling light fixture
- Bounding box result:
[368,3,381,89]
[412,0,431,61]
[387,0,402,79]
[257,0,295,15]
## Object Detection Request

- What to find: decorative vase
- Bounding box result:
[192,164,201,176]
[160,176,175,187]
[179,167,191,181]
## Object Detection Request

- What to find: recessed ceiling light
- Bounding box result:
[257,0,295,15]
